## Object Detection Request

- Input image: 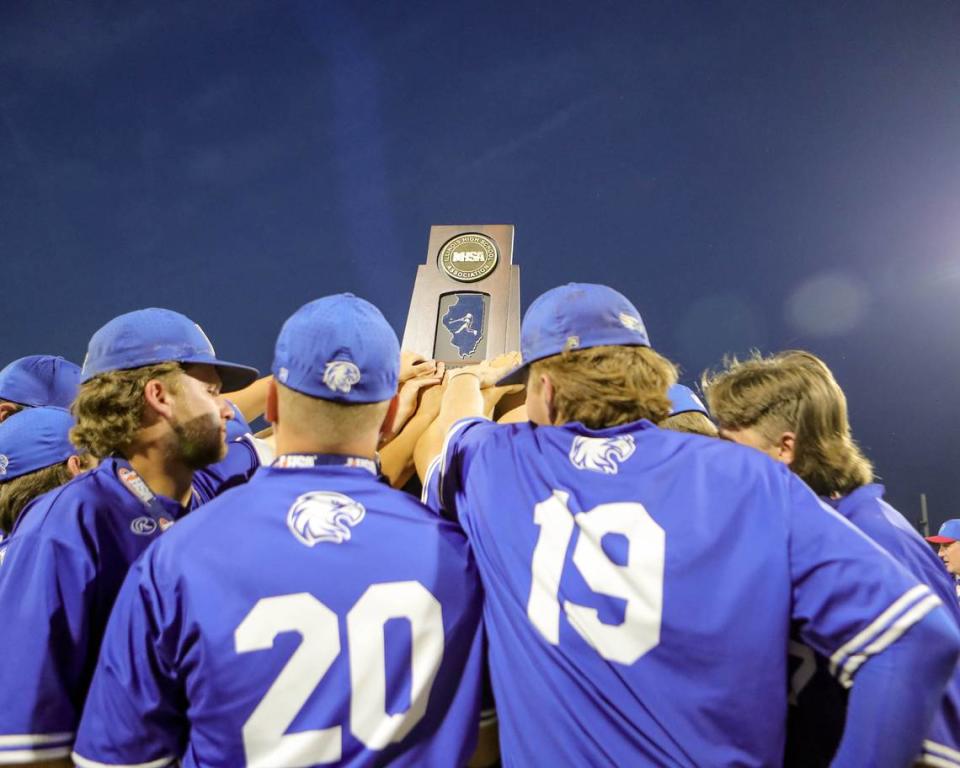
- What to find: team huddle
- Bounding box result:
[0,283,958,768]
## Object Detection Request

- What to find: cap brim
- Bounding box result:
[212,362,260,393]
[925,536,957,544]
[496,363,530,387]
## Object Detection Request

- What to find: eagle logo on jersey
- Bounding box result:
[323,361,361,394]
[569,434,636,475]
[287,491,366,546]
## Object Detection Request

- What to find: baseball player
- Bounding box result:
[72,295,484,768]
[926,520,960,601]
[0,308,260,764]
[0,407,94,535]
[414,282,960,767]
[703,349,960,767]
[0,354,81,421]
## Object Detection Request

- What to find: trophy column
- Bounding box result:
[402,225,520,365]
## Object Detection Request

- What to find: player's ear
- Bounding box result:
[540,374,560,425]
[66,454,89,477]
[143,377,176,420]
[265,379,279,424]
[0,402,20,423]
[776,432,796,465]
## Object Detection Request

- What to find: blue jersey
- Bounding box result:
[424,418,942,767]
[73,455,484,768]
[0,438,259,762]
[786,485,960,768]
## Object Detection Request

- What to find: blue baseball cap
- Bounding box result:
[272,294,400,404]
[497,283,650,386]
[926,520,960,544]
[0,407,76,482]
[0,355,81,409]
[668,384,711,418]
[81,308,259,393]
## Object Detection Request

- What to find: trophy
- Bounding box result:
[402,225,520,365]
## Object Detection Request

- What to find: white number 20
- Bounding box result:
[527,490,665,665]
[235,582,443,768]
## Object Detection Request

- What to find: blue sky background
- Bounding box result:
[2,1,958,526]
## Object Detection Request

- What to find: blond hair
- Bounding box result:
[530,345,677,429]
[0,461,72,534]
[702,350,873,495]
[658,410,719,438]
[71,362,182,458]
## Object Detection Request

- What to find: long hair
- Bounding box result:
[0,461,72,534]
[702,350,873,495]
[530,345,677,429]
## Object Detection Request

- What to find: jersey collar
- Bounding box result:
[272,453,380,477]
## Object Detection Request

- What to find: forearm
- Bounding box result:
[228,375,273,422]
[380,411,435,488]
[413,375,485,480]
[831,608,960,768]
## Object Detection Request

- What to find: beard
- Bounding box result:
[172,412,226,470]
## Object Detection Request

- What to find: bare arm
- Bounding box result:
[227,375,273,422]
[413,372,485,482]
[386,363,444,441]
[412,353,521,482]
[379,384,443,488]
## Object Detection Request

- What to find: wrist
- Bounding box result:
[447,368,482,384]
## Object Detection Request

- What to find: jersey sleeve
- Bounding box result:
[72,550,185,768]
[0,529,95,760]
[434,417,495,520]
[191,434,262,504]
[420,455,442,514]
[786,473,943,688]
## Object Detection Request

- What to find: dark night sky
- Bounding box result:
[2,1,958,527]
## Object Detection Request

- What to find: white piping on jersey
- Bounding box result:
[0,746,71,764]
[421,455,441,505]
[72,751,175,768]
[0,732,73,747]
[837,594,942,687]
[921,740,960,768]
[437,418,482,512]
[828,584,932,679]
[920,756,960,768]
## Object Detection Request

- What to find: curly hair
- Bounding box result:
[530,345,677,429]
[702,350,873,495]
[71,362,182,458]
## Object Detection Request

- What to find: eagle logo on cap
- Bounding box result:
[287,491,366,546]
[323,361,361,394]
[569,435,636,475]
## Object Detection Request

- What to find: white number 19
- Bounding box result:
[527,491,665,665]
